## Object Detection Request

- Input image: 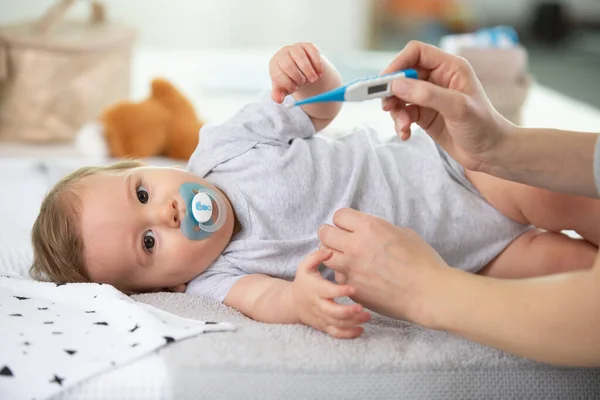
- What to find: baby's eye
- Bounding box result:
[143,230,155,253]
[136,184,149,204]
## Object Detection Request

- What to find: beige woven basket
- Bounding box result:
[482,74,533,125]
[0,0,135,143]
[457,45,532,125]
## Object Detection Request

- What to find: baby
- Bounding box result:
[31,42,600,338]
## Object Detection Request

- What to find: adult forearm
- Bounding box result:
[429,264,600,366]
[483,128,598,198]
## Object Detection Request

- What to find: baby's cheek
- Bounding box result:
[164,233,194,263]
[182,236,218,272]
[164,239,205,282]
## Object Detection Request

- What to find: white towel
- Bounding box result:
[0,276,234,400]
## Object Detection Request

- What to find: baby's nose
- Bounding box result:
[157,199,180,228]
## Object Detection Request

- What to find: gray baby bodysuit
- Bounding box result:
[185,92,530,302]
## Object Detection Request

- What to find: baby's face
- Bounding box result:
[78,166,235,292]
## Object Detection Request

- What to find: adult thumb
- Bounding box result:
[390,78,467,120]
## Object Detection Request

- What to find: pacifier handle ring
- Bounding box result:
[198,191,227,233]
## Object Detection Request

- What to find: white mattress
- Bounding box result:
[0,159,50,277]
[55,354,172,400]
[0,158,116,277]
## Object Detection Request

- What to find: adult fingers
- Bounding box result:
[318,224,352,253]
[382,95,399,112]
[389,78,468,121]
[322,250,348,274]
[390,104,440,140]
[331,207,371,233]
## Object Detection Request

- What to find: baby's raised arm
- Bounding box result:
[269,42,343,132]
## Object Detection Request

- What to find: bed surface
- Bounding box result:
[132,293,600,400]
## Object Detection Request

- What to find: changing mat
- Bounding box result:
[126,292,600,400]
[0,277,234,400]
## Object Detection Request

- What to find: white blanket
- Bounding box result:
[0,276,234,400]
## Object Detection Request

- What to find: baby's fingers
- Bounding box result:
[319,298,364,320]
[319,299,371,329]
[327,313,371,330]
[278,53,307,87]
[271,73,296,103]
[316,279,355,299]
[301,42,323,77]
[325,325,364,339]
[290,45,318,83]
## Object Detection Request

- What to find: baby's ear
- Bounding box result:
[167,283,187,293]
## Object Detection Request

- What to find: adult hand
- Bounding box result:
[318,208,450,326]
[382,40,516,172]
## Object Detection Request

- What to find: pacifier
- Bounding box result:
[179,182,227,240]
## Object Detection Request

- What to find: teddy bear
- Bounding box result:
[101,78,203,160]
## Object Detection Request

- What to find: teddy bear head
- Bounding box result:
[101,78,202,160]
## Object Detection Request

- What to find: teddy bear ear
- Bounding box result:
[150,78,181,99]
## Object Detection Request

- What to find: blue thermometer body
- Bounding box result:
[287,69,418,108]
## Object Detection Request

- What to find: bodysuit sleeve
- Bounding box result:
[187,91,315,177]
[219,91,316,144]
[185,257,246,303]
[202,91,315,146]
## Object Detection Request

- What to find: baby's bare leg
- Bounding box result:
[465,170,600,245]
[464,169,600,277]
[479,229,597,278]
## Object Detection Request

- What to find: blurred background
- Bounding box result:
[2,0,599,103]
[370,0,600,108]
[0,0,599,158]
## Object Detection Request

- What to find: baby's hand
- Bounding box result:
[269,42,324,103]
[291,248,371,339]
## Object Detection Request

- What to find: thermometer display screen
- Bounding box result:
[368,83,388,95]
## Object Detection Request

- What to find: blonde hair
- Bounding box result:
[30,159,145,284]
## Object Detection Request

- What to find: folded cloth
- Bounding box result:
[0,276,234,400]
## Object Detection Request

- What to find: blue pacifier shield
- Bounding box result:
[179,182,227,240]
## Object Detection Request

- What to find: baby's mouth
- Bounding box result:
[179,182,227,240]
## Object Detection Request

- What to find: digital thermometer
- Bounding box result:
[286,69,418,108]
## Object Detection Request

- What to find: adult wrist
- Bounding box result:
[479,122,522,176]
[409,264,461,331]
